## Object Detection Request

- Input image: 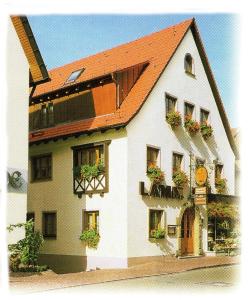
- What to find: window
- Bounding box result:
[184,53,194,75]
[39,103,54,128]
[74,145,104,167]
[147,146,159,169]
[184,102,194,119]
[31,154,52,181]
[149,210,163,237]
[165,94,177,115]
[65,69,85,84]
[26,212,35,222]
[42,212,57,238]
[200,109,209,124]
[84,211,99,232]
[215,164,223,180]
[172,153,183,173]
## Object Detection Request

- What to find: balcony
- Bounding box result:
[74,172,108,197]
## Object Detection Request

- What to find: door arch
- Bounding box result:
[181,207,195,255]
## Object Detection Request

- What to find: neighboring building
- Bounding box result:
[27,18,238,273]
[6,16,49,245]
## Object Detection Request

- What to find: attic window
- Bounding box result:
[184,54,194,75]
[65,68,85,84]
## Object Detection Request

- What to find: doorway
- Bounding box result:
[181,207,195,255]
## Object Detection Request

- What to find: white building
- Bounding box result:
[27,18,238,273]
[6,16,49,245]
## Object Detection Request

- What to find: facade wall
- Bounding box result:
[6,21,29,244]
[126,29,235,258]
[28,129,128,271]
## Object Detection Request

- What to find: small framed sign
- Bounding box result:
[167,225,177,235]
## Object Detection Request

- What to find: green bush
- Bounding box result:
[7,220,44,272]
[80,229,100,249]
[215,178,227,194]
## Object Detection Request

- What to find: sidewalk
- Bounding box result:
[9,255,240,294]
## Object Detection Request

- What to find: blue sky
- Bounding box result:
[28,14,238,127]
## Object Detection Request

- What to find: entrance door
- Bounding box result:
[181,207,195,255]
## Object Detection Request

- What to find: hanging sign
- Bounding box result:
[195,166,208,186]
[194,195,207,205]
[195,186,207,195]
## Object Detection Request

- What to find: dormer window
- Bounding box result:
[184,53,194,75]
[65,68,85,84]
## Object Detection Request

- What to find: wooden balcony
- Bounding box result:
[74,172,108,197]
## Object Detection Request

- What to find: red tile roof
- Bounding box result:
[29,19,194,143]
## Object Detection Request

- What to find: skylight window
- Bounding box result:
[65,68,84,84]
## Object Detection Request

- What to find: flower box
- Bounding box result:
[166,111,182,129]
[200,122,213,140]
[184,115,200,135]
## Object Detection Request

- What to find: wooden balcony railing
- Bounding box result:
[74,172,108,197]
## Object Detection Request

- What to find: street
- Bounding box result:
[41,265,239,294]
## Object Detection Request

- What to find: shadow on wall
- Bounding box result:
[149,237,175,255]
[173,125,220,163]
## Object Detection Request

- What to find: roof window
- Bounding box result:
[65,68,84,84]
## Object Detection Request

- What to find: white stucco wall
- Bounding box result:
[28,129,128,269]
[126,29,235,258]
[6,20,29,244]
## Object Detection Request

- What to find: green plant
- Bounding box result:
[184,115,200,135]
[80,229,100,249]
[200,122,213,140]
[166,111,182,129]
[150,228,165,239]
[147,165,165,184]
[215,177,227,194]
[79,160,105,180]
[172,170,188,188]
[7,220,44,271]
[207,202,239,220]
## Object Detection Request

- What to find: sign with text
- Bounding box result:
[195,166,208,186]
[194,195,207,205]
[195,186,207,195]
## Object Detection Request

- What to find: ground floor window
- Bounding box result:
[207,202,240,254]
[83,211,99,232]
[42,212,57,238]
[149,209,164,238]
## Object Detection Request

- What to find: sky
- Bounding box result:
[28,14,238,128]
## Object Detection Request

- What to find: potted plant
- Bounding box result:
[200,121,213,140]
[172,170,188,188]
[215,177,227,194]
[184,115,200,135]
[147,165,165,185]
[150,228,165,239]
[166,111,182,129]
[80,229,100,249]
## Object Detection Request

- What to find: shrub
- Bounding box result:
[215,178,227,194]
[147,165,165,184]
[7,220,44,272]
[200,122,213,140]
[150,228,165,239]
[172,170,188,188]
[166,111,182,129]
[80,229,100,249]
[184,115,200,135]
